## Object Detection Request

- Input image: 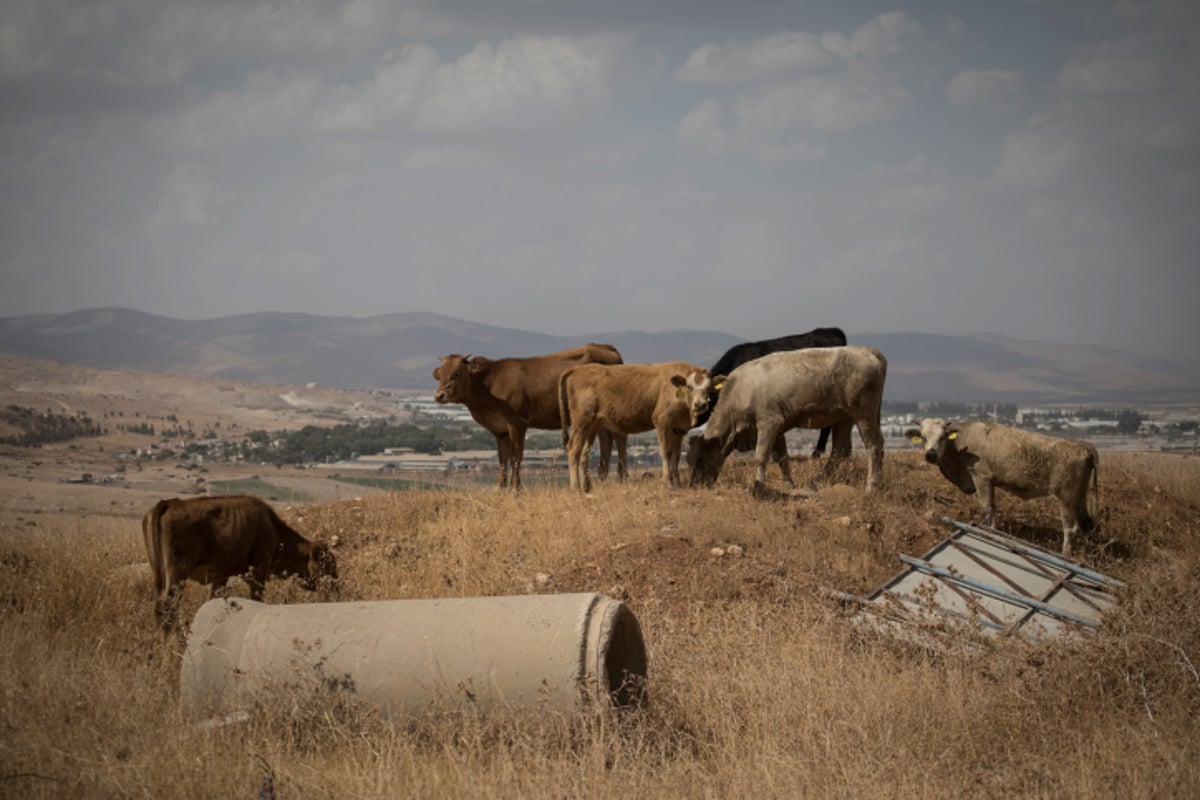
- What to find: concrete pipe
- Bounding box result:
[181,592,647,723]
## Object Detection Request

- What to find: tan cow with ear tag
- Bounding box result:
[558,362,719,492]
[905,417,1099,556]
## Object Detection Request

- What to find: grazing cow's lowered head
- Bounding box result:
[292,539,338,588]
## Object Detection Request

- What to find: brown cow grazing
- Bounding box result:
[905,418,1099,556]
[689,346,887,494]
[142,495,336,629]
[559,362,718,492]
[433,344,627,490]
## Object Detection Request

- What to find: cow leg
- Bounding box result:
[975,477,996,528]
[508,425,527,491]
[771,434,796,487]
[155,585,180,631]
[812,426,832,459]
[597,430,613,480]
[494,435,514,489]
[856,419,885,494]
[823,422,854,479]
[657,428,683,487]
[246,566,267,601]
[614,433,628,481]
[566,424,596,493]
[753,422,784,487]
[1058,494,1090,557]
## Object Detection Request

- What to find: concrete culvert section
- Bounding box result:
[181,592,647,723]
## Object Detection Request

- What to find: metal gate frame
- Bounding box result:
[828,517,1125,642]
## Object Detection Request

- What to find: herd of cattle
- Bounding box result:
[142,328,1101,628]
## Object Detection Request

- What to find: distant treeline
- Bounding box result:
[0,405,104,447]
[258,420,509,465]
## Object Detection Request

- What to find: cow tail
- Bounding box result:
[144,500,169,596]
[559,368,574,450]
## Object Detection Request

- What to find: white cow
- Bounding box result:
[689,346,887,493]
[905,418,1099,556]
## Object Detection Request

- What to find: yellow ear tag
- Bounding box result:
[947,432,958,441]
[908,436,923,445]
[676,387,687,400]
[713,382,724,391]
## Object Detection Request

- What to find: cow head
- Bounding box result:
[904,418,959,465]
[687,433,726,487]
[672,369,720,427]
[302,540,338,589]
[432,354,472,403]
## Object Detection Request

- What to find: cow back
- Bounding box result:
[478,344,624,429]
[701,328,847,426]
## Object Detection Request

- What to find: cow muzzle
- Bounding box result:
[923,449,939,464]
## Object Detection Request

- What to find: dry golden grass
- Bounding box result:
[2,450,1199,798]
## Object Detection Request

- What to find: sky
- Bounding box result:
[2,1,1198,359]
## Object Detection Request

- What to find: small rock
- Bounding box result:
[534,572,552,587]
[710,546,726,558]
[726,544,744,557]
[838,515,853,527]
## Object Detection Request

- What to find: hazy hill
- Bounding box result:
[1,308,1197,404]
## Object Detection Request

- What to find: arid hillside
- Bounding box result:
[0,357,1198,798]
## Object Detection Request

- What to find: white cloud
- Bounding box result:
[736,77,909,135]
[148,162,222,232]
[947,69,1024,111]
[152,70,326,149]
[675,12,920,86]
[819,12,922,60]
[0,0,51,77]
[879,183,946,215]
[1057,41,1161,95]
[319,35,617,134]
[674,31,833,84]
[402,145,495,171]
[244,249,322,278]
[992,116,1082,190]
[677,97,727,157]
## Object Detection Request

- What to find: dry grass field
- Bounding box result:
[2,437,1199,798]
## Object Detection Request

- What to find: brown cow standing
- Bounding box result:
[559,362,718,492]
[433,344,628,490]
[142,495,336,629]
[905,418,1099,556]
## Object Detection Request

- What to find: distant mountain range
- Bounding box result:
[1,308,1197,405]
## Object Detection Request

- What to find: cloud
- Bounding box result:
[879,183,947,216]
[1056,41,1161,95]
[736,76,908,135]
[675,13,919,162]
[675,12,920,85]
[992,115,1083,190]
[151,69,326,149]
[818,11,922,60]
[674,31,834,84]
[677,97,726,156]
[947,69,1024,111]
[147,162,222,231]
[319,34,619,134]
[0,0,50,78]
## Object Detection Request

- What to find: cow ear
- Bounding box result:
[904,429,923,444]
[670,374,687,388]
[711,375,727,391]
[947,431,958,441]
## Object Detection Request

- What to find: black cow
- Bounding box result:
[698,327,847,457]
